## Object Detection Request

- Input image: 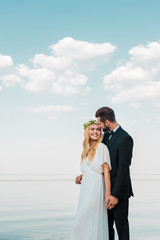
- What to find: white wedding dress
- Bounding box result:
[71,143,111,240]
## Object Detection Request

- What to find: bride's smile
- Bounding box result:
[89,125,101,141]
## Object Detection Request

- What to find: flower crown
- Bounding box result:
[83,119,98,130]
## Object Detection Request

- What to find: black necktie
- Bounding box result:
[108,131,114,140]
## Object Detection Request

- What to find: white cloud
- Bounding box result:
[0,74,21,87]
[49,37,116,61]
[26,105,74,113]
[104,63,150,88]
[0,54,13,68]
[129,42,160,66]
[18,65,88,95]
[32,54,74,71]
[110,82,160,103]
[48,37,116,72]
[17,64,56,93]
[0,37,116,95]
[104,41,160,104]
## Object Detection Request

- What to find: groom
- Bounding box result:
[76,107,134,240]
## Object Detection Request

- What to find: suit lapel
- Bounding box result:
[107,126,122,148]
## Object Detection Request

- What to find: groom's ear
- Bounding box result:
[105,120,110,125]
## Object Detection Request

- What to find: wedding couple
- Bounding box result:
[70,107,134,240]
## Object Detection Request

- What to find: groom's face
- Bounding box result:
[97,117,110,132]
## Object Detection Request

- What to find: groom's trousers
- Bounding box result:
[108,199,129,240]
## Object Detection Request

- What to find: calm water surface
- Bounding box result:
[0,175,160,240]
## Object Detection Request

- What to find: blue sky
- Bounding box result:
[0,0,160,175]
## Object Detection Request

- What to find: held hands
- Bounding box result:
[106,195,118,210]
[75,174,83,184]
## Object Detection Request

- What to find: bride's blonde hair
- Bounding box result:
[81,124,103,163]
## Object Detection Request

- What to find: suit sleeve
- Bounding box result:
[111,135,133,199]
[102,133,107,144]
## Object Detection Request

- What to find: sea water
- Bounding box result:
[0,174,160,240]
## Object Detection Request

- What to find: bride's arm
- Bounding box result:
[103,163,111,208]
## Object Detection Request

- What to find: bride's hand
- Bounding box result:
[106,195,110,209]
[107,195,118,209]
[75,174,83,184]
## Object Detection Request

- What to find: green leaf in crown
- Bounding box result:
[83,119,98,130]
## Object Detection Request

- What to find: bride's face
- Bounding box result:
[89,124,101,141]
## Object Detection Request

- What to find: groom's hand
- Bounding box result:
[75,174,83,184]
[108,195,118,209]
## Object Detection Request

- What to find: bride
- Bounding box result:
[70,120,111,240]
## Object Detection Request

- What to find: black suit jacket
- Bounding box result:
[102,126,134,200]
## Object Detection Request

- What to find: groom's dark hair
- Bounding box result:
[95,107,116,123]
